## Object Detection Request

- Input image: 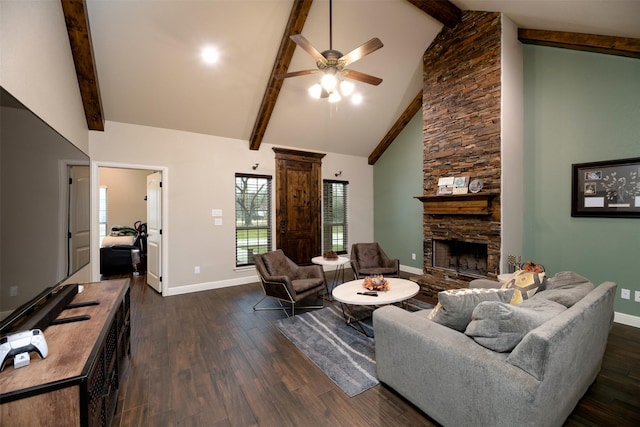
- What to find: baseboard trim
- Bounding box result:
[400,265,424,275]
[164,275,259,296]
[614,312,640,328]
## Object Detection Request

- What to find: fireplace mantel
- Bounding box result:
[415,192,499,215]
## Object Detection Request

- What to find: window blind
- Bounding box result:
[322,180,349,254]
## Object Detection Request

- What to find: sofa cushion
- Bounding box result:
[426,288,514,331]
[501,270,545,304]
[533,283,595,307]
[465,298,567,352]
[546,271,593,290]
[532,271,595,307]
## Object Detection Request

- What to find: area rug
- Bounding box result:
[275,299,433,397]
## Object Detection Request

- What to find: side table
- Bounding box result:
[311,255,350,298]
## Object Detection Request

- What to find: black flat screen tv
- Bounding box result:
[0,87,90,334]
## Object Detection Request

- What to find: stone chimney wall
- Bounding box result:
[416,11,503,301]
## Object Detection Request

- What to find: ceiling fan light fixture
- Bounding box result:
[321,72,338,91]
[308,83,323,99]
[200,46,219,64]
[328,91,341,103]
[340,80,354,96]
[351,93,363,105]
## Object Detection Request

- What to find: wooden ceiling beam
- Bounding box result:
[249,0,313,151]
[61,0,104,131]
[405,0,461,28]
[519,29,640,59]
[368,90,423,165]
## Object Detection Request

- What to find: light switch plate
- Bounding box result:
[621,288,630,299]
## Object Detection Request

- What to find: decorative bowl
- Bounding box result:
[322,251,339,260]
[363,275,390,291]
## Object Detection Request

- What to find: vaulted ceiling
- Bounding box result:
[65,0,640,162]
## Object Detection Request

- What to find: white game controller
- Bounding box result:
[0,329,48,371]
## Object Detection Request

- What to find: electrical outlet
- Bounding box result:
[194,266,200,274]
[621,288,630,299]
[635,291,640,303]
[411,253,416,260]
[9,286,18,297]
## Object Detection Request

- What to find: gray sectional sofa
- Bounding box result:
[373,272,616,427]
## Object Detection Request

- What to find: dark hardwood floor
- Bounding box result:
[110,273,640,427]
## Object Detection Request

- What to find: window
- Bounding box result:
[323,180,348,254]
[99,186,108,242]
[235,174,272,266]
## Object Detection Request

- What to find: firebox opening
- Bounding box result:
[433,239,488,276]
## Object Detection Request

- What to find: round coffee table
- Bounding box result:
[332,278,420,335]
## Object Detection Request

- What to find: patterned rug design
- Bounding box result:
[275,299,432,397]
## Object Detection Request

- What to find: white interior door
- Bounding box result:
[69,165,90,275]
[146,172,162,292]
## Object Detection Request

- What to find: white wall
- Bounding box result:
[0,1,374,295]
[100,167,153,235]
[500,15,524,273]
[1,0,91,284]
[0,0,88,153]
[90,121,374,295]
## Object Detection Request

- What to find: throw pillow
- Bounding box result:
[532,282,595,307]
[501,270,545,304]
[465,298,567,352]
[426,288,514,332]
[545,271,593,290]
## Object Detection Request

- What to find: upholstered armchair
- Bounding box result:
[350,243,400,279]
[253,249,325,320]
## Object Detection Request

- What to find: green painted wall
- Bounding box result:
[523,45,640,317]
[373,112,424,270]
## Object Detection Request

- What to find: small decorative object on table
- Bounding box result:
[522,260,545,273]
[322,250,338,260]
[363,275,390,291]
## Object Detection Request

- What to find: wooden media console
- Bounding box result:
[0,279,130,427]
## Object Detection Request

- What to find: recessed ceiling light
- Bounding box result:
[201,46,219,64]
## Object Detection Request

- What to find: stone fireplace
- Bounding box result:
[412,11,503,303]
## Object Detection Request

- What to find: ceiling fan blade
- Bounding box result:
[342,69,383,86]
[339,38,383,67]
[290,34,327,65]
[275,69,320,80]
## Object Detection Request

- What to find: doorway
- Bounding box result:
[92,162,168,295]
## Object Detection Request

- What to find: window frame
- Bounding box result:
[235,173,272,267]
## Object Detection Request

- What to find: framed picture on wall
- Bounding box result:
[571,157,640,218]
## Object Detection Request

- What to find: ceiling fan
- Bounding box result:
[276,0,383,101]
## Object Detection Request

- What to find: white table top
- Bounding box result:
[311,256,350,266]
[332,278,420,305]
